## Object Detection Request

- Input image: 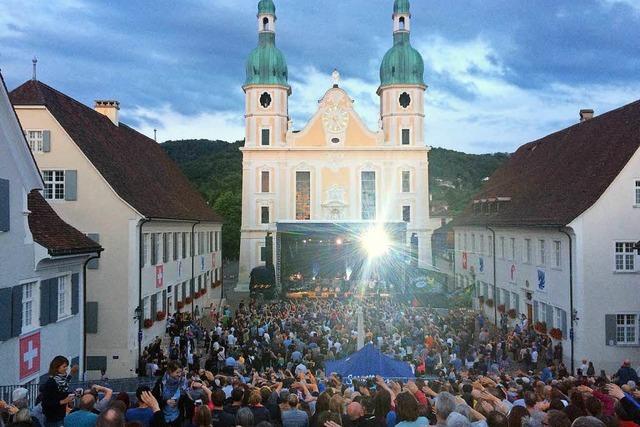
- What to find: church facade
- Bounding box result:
[237,0,432,290]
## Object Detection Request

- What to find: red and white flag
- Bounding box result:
[19,332,41,380]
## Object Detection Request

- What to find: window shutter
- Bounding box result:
[150,234,157,265]
[0,288,12,341]
[150,294,157,318]
[11,285,23,338]
[561,310,568,337]
[71,273,80,315]
[48,279,58,324]
[546,305,554,328]
[86,302,98,334]
[605,314,617,346]
[40,279,51,327]
[162,290,167,312]
[0,178,9,232]
[64,170,77,201]
[86,356,107,371]
[533,301,539,322]
[190,279,195,296]
[87,234,100,269]
[261,129,270,146]
[42,130,52,152]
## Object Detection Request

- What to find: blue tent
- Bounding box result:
[325,344,414,378]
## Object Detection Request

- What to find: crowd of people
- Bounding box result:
[0,297,638,427]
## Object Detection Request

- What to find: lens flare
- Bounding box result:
[360,227,391,258]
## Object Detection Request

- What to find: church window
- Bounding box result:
[261,206,270,224]
[295,171,311,220]
[261,171,270,192]
[402,129,410,145]
[399,17,406,30]
[261,128,270,146]
[260,92,272,108]
[361,171,376,220]
[331,138,340,144]
[263,17,269,31]
[260,246,267,263]
[402,171,410,192]
[399,92,411,108]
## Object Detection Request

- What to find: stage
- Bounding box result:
[273,221,411,296]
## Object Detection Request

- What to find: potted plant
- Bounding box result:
[549,328,563,340]
[534,321,547,335]
[143,319,153,329]
[485,298,494,308]
[497,304,506,313]
[156,311,166,321]
[185,296,192,304]
[508,308,517,319]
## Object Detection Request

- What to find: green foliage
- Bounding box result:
[161,140,509,260]
[429,147,509,215]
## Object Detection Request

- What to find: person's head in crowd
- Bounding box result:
[248,390,262,406]
[550,398,566,411]
[237,407,255,427]
[115,391,130,409]
[166,360,183,379]
[360,396,374,416]
[260,386,272,403]
[48,355,70,377]
[318,410,342,427]
[571,416,606,427]
[96,408,125,427]
[521,411,546,427]
[524,391,538,411]
[585,396,603,417]
[211,389,226,409]
[547,410,572,427]
[135,385,151,407]
[486,410,508,427]
[232,387,245,404]
[373,388,391,418]
[315,392,331,414]
[193,405,212,427]
[597,414,618,427]
[565,401,589,422]
[329,394,344,414]
[346,401,364,421]
[108,399,128,415]
[78,393,96,412]
[507,405,529,427]
[279,389,290,404]
[288,394,300,409]
[12,387,29,410]
[432,391,456,423]
[397,391,421,423]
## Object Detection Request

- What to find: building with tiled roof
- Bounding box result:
[10,78,223,379]
[452,102,640,373]
[0,72,102,385]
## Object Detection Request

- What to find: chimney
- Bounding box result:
[94,100,120,126]
[579,109,594,122]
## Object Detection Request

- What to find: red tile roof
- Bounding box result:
[27,190,102,256]
[455,99,640,227]
[10,80,222,223]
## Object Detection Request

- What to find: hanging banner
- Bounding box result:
[536,268,546,292]
[478,257,485,274]
[462,252,468,270]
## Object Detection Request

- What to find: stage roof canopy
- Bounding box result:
[325,343,414,378]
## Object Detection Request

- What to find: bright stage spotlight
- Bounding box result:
[336,238,343,245]
[360,227,391,258]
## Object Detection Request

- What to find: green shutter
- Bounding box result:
[42,130,51,152]
[0,288,13,340]
[0,178,9,232]
[11,285,23,338]
[40,279,51,327]
[261,129,270,146]
[561,310,568,337]
[87,234,100,269]
[150,294,157,319]
[64,170,77,201]
[86,356,107,371]
[605,314,617,346]
[71,273,79,315]
[162,290,167,312]
[86,302,98,334]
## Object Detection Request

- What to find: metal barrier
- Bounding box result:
[0,377,157,405]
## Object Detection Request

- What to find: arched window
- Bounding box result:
[399,17,406,30]
[263,17,269,31]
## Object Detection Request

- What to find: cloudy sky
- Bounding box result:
[1,0,639,153]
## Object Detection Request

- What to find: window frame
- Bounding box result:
[26,130,44,153]
[295,171,311,221]
[360,171,376,220]
[261,206,270,224]
[261,170,270,193]
[21,281,39,334]
[42,170,65,200]
[402,205,411,223]
[261,128,271,146]
[401,128,411,145]
[401,170,411,193]
[56,275,72,320]
[553,240,562,269]
[510,237,516,261]
[524,239,531,264]
[616,314,638,345]
[614,241,636,272]
[635,179,640,206]
[500,236,505,259]
[539,239,546,266]
[479,235,485,256]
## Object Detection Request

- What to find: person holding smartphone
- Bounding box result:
[40,355,78,427]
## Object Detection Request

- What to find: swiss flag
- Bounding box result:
[212,253,216,269]
[19,332,41,380]
[156,265,164,288]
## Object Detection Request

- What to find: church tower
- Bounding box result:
[378,0,426,147]
[243,0,290,148]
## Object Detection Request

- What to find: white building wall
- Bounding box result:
[569,148,640,373]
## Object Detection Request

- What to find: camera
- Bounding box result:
[195,399,203,406]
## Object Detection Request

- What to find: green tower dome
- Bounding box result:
[258,0,276,15]
[380,32,425,87]
[245,32,289,87]
[394,0,410,14]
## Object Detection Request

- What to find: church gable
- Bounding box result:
[288,86,380,149]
